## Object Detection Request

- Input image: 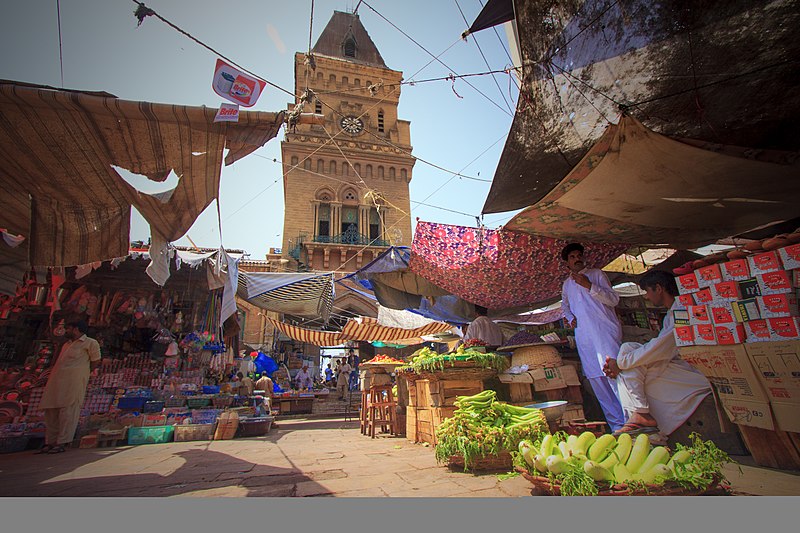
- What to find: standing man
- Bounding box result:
[336,358,353,400]
[38,319,101,454]
[237,372,254,396]
[295,364,313,390]
[324,363,333,385]
[462,305,505,348]
[560,243,625,433]
[347,349,360,391]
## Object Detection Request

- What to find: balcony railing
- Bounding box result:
[312,225,389,247]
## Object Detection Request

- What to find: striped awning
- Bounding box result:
[267,318,344,347]
[237,271,335,321]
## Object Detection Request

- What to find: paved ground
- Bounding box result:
[1,418,798,497]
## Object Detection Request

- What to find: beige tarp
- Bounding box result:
[0,80,284,295]
[505,116,800,248]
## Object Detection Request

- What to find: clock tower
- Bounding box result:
[281,10,415,275]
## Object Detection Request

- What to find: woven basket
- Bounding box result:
[449,451,513,472]
[515,468,729,496]
[511,345,562,370]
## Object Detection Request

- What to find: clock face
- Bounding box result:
[340,115,364,135]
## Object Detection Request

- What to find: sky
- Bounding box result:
[0,0,522,260]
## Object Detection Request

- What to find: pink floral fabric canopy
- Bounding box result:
[409,221,629,310]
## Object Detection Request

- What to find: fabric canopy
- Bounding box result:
[409,221,629,310]
[466,0,514,35]
[268,318,344,347]
[237,271,335,321]
[504,116,800,248]
[482,0,800,215]
[267,315,451,347]
[0,80,284,295]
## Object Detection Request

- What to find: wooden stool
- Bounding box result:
[360,390,370,434]
[367,385,397,439]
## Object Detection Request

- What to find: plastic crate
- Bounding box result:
[0,435,30,454]
[186,397,211,409]
[127,425,175,445]
[174,423,215,442]
[117,397,147,410]
[142,401,165,413]
[164,396,186,408]
[212,395,234,408]
[202,385,220,394]
[236,417,273,438]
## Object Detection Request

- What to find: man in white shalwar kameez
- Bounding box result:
[603,270,712,436]
[560,243,625,432]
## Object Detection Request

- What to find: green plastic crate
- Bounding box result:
[127,425,175,445]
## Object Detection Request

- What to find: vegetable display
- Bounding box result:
[399,346,509,374]
[517,431,733,496]
[434,390,548,470]
[366,354,405,364]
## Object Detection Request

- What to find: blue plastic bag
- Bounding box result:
[254,352,279,376]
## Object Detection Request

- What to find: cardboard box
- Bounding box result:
[744,341,800,432]
[756,270,793,295]
[498,372,533,384]
[674,325,696,347]
[721,259,751,282]
[529,364,581,392]
[767,317,800,340]
[718,399,775,430]
[678,293,696,307]
[712,281,741,302]
[694,323,717,345]
[696,263,723,289]
[758,293,799,319]
[748,250,783,275]
[737,278,761,298]
[710,300,736,325]
[678,344,770,403]
[688,304,711,325]
[744,319,772,342]
[694,288,714,304]
[672,309,690,326]
[793,270,800,289]
[733,298,761,322]
[715,323,747,345]
[676,272,700,295]
[778,243,800,270]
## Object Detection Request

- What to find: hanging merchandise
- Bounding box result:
[200,289,226,353]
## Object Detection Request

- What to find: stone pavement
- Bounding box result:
[0,417,798,497]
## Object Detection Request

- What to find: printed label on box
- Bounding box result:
[674,325,695,346]
[738,278,761,299]
[678,294,696,307]
[673,309,691,326]
[710,300,736,324]
[695,288,714,304]
[678,345,769,402]
[756,270,793,295]
[696,263,723,288]
[778,244,800,271]
[767,317,800,340]
[719,398,775,430]
[748,250,783,275]
[715,324,746,345]
[694,323,717,345]
[758,293,799,319]
[712,281,741,301]
[734,298,761,322]
[721,259,751,282]
[677,272,699,294]
[688,305,711,325]
[744,319,771,342]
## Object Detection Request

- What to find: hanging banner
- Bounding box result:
[212,58,266,107]
[214,103,240,123]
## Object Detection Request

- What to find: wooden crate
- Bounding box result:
[509,383,534,403]
[414,379,484,408]
[440,380,483,406]
[406,408,418,443]
[407,406,457,445]
[737,424,800,471]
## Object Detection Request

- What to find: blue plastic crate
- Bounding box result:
[117,397,147,410]
[202,386,220,394]
[127,425,175,445]
[142,401,165,413]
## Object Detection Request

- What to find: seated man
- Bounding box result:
[603,270,712,437]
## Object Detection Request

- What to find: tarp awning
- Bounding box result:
[483,0,800,215]
[409,221,628,310]
[237,271,335,321]
[504,116,800,248]
[267,318,344,347]
[0,80,284,295]
[466,0,514,35]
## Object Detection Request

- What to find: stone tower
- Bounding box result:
[281,11,415,274]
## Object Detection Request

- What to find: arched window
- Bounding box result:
[303,159,311,170]
[329,74,336,85]
[329,160,337,174]
[315,100,322,114]
[354,163,361,176]
[317,159,324,174]
[344,37,356,58]
[378,110,385,133]
[317,202,331,238]
[343,163,349,177]
[401,168,408,180]
[354,78,360,87]
[342,189,358,203]
[316,71,324,83]
[290,156,299,167]
[368,207,381,241]
[366,164,373,177]
[342,76,349,86]
[389,167,396,179]
[377,166,384,179]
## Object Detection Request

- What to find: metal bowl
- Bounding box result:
[524,400,568,423]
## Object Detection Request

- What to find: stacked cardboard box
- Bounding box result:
[675,245,800,346]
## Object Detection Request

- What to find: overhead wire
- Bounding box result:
[56,0,65,87]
